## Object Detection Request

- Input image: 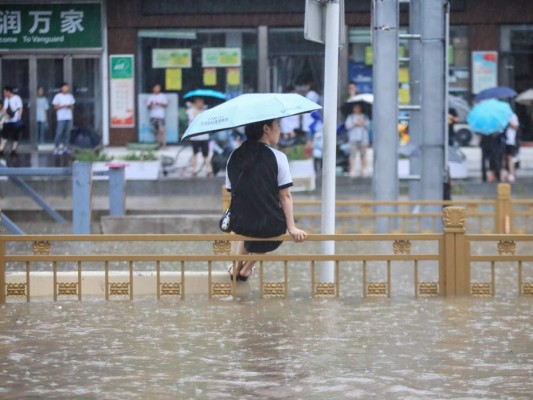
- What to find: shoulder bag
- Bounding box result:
[219,171,243,233]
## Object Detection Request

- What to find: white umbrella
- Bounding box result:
[347,93,374,104]
[516,88,533,106]
[181,93,322,140]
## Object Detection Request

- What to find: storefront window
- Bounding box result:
[138,29,258,99]
[501,25,533,141]
[347,26,470,103]
[448,26,470,98]
[267,28,324,94]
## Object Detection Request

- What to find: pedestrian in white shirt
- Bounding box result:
[52,82,75,155]
[147,83,168,147]
[504,112,519,183]
[36,87,49,144]
[0,85,24,155]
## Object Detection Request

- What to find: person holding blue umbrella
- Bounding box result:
[467,98,513,182]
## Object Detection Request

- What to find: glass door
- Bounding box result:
[72,57,101,138]
[36,58,64,144]
[1,59,30,142]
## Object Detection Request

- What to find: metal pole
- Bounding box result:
[408,0,422,203]
[108,165,126,216]
[1,213,25,235]
[72,162,93,234]
[320,0,340,282]
[420,0,446,227]
[9,177,66,223]
[372,0,399,233]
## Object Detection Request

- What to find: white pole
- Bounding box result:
[320,0,340,282]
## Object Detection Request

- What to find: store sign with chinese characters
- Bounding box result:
[0,3,102,49]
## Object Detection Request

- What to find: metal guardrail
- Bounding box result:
[222,183,533,234]
[1,207,532,303]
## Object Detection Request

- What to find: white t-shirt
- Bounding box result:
[280,114,300,134]
[147,93,168,120]
[52,93,75,121]
[505,113,519,146]
[37,96,49,122]
[345,113,369,144]
[302,90,321,132]
[187,105,209,141]
[3,95,23,123]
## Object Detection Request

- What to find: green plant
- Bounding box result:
[282,144,310,161]
[71,150,113,162]
[120,151,159,161]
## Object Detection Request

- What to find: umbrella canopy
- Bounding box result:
[466,98,513,135]
[516,88,533,106]
[181,93,322,140]
[183,89,226,100]
[474,86,517,101]
[341,94,374,117]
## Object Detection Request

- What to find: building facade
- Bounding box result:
[1,0,532,148]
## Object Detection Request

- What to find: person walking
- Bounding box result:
[52,82,75,155]
[186,96,212,177]
[36,87,49,144]
[345,103,370,177]
[346,81,358,101]
[225,118,307,281]
[504,112,519,183]
[146,83,168,148]
[0,86,24,155]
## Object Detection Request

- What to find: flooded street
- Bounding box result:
[1,294,531,399]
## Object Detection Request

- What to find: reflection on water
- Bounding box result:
[1,296,531,399]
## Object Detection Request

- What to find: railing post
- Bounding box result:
[108,164,126,216]
[496,183,512,234]
[72,162,93,234]
[0,232,5,304]
[442,206,469,296]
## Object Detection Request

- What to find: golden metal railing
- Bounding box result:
[222,183,533,234]
[1,207,532,303]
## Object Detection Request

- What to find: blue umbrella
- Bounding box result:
[474,86,517,101]
[181,93,322,140]
[183,89,226,100]
[467,99,513,135]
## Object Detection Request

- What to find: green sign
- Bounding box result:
[111,55,133,79]
[0,3,102,49]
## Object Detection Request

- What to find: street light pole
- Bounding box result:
[372,0,399,233]
[320,0,340,282]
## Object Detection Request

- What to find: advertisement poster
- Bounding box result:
[472,51,498,94]
[202,48,241,67]
[138,93,179,143]
[226,67,241,86]
[203,68,217,86]
[165,68,182,90]
[110,55,135,128]
[152,49,191,68]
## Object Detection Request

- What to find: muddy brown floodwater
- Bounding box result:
[0,241,532,399]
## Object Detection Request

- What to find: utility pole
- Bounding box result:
[372,0,399,233]
[420,0,446,222]
[304,0,343,281]
[408,0,422,202]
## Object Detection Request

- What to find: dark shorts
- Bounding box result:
[149,118,164,133]
[505,144,518,157]
[1,122,21,141]
[192,140,209,157]
[244,240,283,254]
